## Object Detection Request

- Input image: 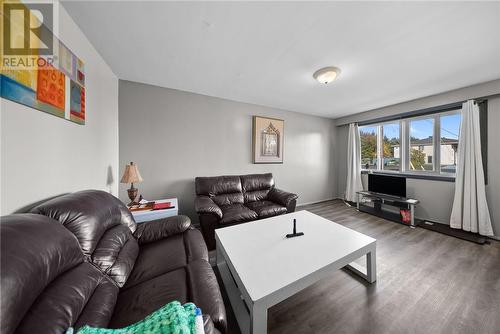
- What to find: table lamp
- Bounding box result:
[120,162,143,206]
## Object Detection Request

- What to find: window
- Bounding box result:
[360,126,378,170]
[409,118,434,171]
[382,123,400,171]
[359,109,461,176]
[440,113,461,174]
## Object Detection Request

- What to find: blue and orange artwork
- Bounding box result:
[1,67,68,119]
[70,80,85,124]
[0,3,86,125]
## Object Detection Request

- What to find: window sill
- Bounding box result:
[361,170,455,182]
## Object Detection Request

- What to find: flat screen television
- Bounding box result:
[368,174,406,198]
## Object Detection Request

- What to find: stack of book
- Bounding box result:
[128,201,175,212]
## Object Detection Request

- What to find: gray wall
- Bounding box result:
[335,80,500,236]
[119,80,337,221]
[0,5,119,215]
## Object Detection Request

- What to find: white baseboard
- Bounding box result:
[297,199,500,241]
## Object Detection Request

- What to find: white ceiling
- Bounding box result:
[62,1,500,119]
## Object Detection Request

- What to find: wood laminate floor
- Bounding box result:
[216,200,500,334]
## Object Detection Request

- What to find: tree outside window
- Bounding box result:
[360,126,377,169]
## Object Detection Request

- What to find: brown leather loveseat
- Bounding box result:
[194,173,298,250]
[0,190,226,334]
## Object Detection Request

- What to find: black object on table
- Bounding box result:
[286,218,304,238]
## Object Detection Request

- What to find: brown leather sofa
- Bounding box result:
[195,173,298,250]
[0,190,226,334]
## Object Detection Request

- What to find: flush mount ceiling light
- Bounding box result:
[313,66,341,84]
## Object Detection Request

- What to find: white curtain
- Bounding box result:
[450,100,493,235]
[345,123,363,202]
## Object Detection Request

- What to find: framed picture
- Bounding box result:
[252,116,284,164]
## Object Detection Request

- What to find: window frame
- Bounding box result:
[359,108,462,178]
[380,121,402,172]
[404,113,438,174]
[359,125,379,170]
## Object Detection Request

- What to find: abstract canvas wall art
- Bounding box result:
[0,1,86,125]
[252,116,284,164]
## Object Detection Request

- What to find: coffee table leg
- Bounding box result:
[366,246,377,283]
[250,302,267,334]
[345,244,377,283]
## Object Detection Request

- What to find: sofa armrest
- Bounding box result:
[268,188,298,208]
[194,196,223,219]
[133,215,191,245]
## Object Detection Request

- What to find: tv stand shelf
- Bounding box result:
[356,191,420,227]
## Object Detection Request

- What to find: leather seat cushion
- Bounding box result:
[245,201,287,218]
[240,173,274,192]
[220,204,258,225]
[123,229,208,290]
[110,268,188,328]
[110,261,226,334]
[243,189,269,203]
[241,173,274,203]
[195,175,242,197]
[211,192,244,206]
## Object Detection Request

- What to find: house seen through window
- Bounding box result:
[359,110,461,176]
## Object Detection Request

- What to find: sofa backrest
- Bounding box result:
[0,214,119,334]
[195,175,244,206]
[240,173,274,203]
[195,173,275,205]
[30,190,139,287]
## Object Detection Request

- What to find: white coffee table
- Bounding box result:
[215,210,376,334]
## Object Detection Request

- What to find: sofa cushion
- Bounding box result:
[31,190,139,287]
[123,229,208,290]
[195,176,244,206]
[220,204,258,225]
[110,268,188,328]
[240,173,274,203]
[110,261,226,334]
[0,214,118,334]
[195,175,242,196]
[245,200,287,218]
[212,192,244,207]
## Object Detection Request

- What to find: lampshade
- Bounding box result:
[120,162,143,184]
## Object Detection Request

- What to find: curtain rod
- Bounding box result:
[357,97,491,127]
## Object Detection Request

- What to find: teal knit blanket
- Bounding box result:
[77,301,199,334]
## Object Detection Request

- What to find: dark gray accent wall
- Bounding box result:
[335,81,500,237]
[119,80,337,222]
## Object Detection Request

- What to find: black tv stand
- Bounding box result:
[356,191,420,227]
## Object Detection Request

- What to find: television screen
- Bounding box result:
[368,174,406,198]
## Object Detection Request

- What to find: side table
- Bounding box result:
[130,198,178,223]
